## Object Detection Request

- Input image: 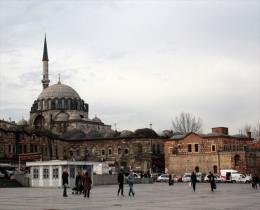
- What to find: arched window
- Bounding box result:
[33,115,45,129]
[118,147,121,155]
[213,165,218,174]
[101,149,105,156]
[124,148,129,155]
[92,147,96,156]
[195,166,199,173]
[108,148,112,156]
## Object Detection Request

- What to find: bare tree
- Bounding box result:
[253,121,260,142]
[239,124,252,135]
[172,112,202,134]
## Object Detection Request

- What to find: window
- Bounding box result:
[157,145,160,154]
[8,145,12,153]
[188,144,192,152]
[152,144,156,154]
[101,149,105,156]
[30,144,33,153]
[70,167,75,178]
[92,147,96,155]
[23,144,27,153]
[211,144,216,152]
[34,145,38,153]
[213,165,218,174]
[108,148,112,156]
[33,168,39,179]
[124,148,129,155]
[194,144,199,152]
[43,168,49,179]
[118,147,121,155]
[53,168,59,179]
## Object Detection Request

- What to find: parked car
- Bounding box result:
[157,174,169,182]
[0,171,5,178]
[133,172,141,178]
[204,174,222,183]
[182,173,191,182]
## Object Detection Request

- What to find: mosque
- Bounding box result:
[29,36,113,138]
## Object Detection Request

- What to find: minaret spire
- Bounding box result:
[42,34,50,89]
[42,34,49,61]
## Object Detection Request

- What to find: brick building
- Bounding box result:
[165,127,260,176]
[0,120,165,174]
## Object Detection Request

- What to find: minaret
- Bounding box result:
[42,35,50,89]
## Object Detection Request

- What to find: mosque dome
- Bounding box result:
[37,82,81,100]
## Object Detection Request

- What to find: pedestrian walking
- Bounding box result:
[127,171,135,196]
[169,174,173,186]
[75,171,83,194]
[252,174,259,189]
[191,171,197,192]
[207,171,216,192]
[117,169,124,196]
[82,171,92,198]
[62,168,69,197]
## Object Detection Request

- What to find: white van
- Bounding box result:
[220,169,250,183]
[231,173,251,183]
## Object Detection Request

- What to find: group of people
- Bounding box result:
[62,169,92,198]
[62,169,259,198]
[117,169,135,197]
[190,171,216,192]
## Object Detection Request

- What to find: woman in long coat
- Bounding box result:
[82,171,92,198]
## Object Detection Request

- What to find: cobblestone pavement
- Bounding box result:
[0,183,260,210]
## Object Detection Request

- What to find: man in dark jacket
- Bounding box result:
[117,169,124,196]
[191,172,197,192]
[62,169,69,197]
[207,171,216,192]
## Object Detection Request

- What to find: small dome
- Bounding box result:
[55,112,69,122]
[17,118,28,126]
[38,83,81,100]
[120,130,134,137]
[134,128,158,138]
[69,113,81,120]
[92,116,102,123]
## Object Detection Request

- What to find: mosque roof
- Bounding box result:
[37,82,81,100]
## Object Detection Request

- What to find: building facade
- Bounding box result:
[164,127,260,175]
[0,120,165,174]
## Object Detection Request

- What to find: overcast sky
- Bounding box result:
[0,0,259,134]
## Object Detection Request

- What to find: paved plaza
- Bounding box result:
[0,183,260,210]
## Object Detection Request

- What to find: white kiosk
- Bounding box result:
[26,160,93,187]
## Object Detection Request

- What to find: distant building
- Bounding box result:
[164,127,260,175]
